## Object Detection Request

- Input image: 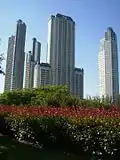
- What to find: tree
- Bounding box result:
[0,53,5,75]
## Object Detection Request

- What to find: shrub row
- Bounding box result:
[0,86,72,106]
[0,106,120,159]
[0,106,119,117]
[0,86,114,108]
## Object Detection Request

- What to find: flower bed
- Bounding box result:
[0,106,120,159]
[0,105,119,117]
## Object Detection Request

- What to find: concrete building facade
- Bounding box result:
[11,19,26,90]
[24,38,41,89]
[4,36,15,91]
[74,68,84,98]
[47,13,75,93]
[40,63,51,86]
[33,62,51,88]
[24,51,35,89]
[98,27,119,102]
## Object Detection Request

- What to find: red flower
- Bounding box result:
[0,105,120,118]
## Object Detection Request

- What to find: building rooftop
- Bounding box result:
[56,13,73,21]
[17,19,22,23]
[40,63,51,68]
[32,37,36,41]
[74,68,84,72]
[107,27,114,32]
[51,13,75,23]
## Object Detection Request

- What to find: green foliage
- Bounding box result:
[65,96,80,106]
[0,114,120,159]
[0,86,72,107]
[116,95,120,107]
[83,96,112,109]
[0,89,36,105]
[0,85,116,108]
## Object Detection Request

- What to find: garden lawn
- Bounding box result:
[0,134,80,160]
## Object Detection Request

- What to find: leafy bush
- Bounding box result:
[0,86,72,107]
[0,85,116,109]
[0,106,120,159]
[0,89,36,105]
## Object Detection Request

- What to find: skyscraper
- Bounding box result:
[74,68,84,98]
[33,62,40,88]
[98,27,119,102]
[4,36,15,91]
[33,62,51,88]
[34,41,41,63]
[47,14,75,93]
[24,38,41,89]
[31,38,36,62]
[31,38,41,63]
[11,19,26,90]
[24,51,34,88]
[39,63,51,86]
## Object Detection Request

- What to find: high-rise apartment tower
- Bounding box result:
[98,27,119,102]
[4,36,15,91]
[4,19,26,91]
[11,19,26,90]
[47,13,75,93]
[24,38,41,89]
[74,68,84,98]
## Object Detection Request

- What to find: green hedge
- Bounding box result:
[0,86,71,106]
[0,114,120,159]
[0,86,114,108]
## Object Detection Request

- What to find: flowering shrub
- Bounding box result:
[0,105,119,117]
[0,106,120,159]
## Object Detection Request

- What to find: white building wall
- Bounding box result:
[98,39,106,97]
[98,28,119,102]
[33,62,40,88]
[24,52,35,89]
